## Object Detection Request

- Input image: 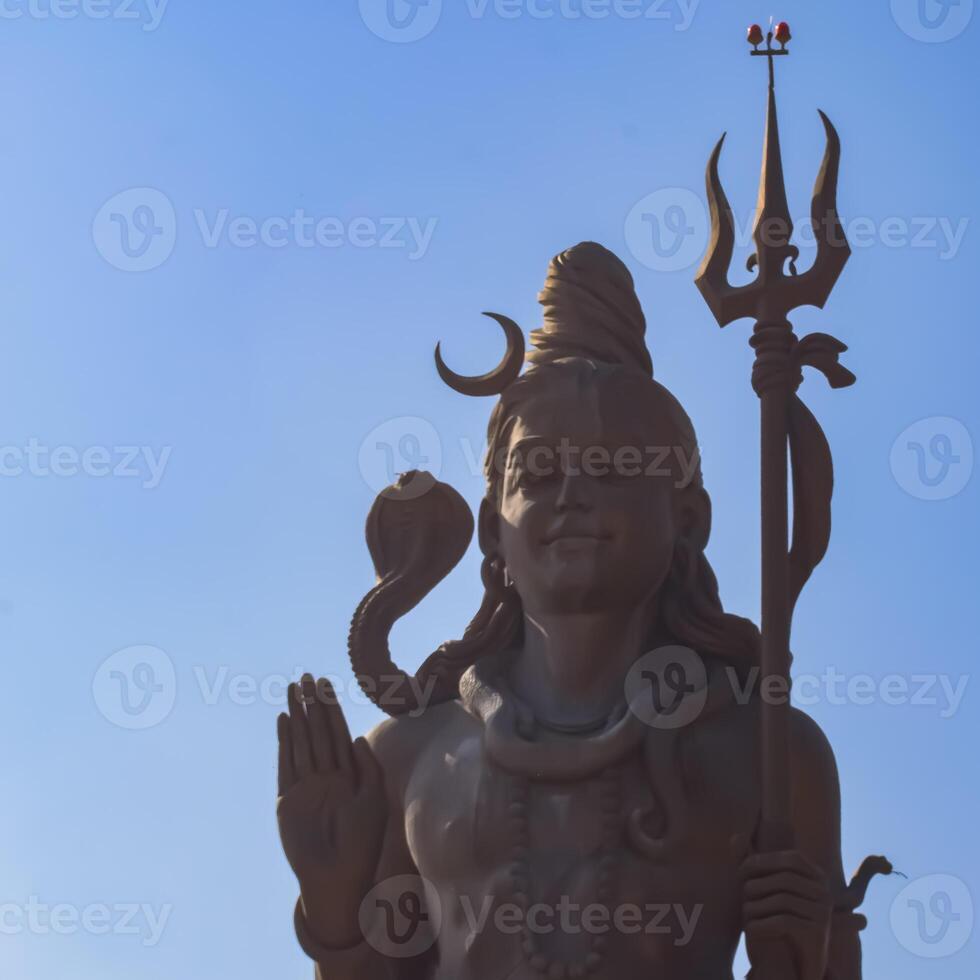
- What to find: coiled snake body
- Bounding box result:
[348,471,475,716]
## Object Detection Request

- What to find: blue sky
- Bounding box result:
[0,1,976,977]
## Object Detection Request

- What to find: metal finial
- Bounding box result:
[748,28,796,280]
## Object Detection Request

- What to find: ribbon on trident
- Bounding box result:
[694,21,855,980]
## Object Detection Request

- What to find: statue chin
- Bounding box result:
[514,544,674,620]
[514,568,619,616]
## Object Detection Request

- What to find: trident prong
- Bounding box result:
[695,28,851,328]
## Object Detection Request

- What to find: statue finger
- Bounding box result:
[288,681,314,777]
[352,737,383,797]
[744,912,808,942]
[277,713,296,795]
[744,892,818,925]
[304,674,336,771]
[320,678,353,772]
[742,850,824,883]
[744,871,826,904]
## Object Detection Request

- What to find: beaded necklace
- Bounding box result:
[506,765,622,978]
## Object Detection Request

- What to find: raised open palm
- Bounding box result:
[277,675,387,946]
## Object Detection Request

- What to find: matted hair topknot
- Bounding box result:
[434,242,655,395]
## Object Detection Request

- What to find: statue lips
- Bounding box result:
[542,525,611,549]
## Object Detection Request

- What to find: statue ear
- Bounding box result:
[677,486,712,552]
[478,496,502,558]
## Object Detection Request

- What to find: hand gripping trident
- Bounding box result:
[695,23,856,980]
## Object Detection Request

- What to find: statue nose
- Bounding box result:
[555,471,593,513]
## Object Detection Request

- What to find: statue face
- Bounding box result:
[492,370,680,617]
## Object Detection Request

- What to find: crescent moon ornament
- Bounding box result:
[434,312,526,397]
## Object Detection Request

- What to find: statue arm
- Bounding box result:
[301,715,439,980]
[788,708,864,980]
[277,680,438,979]
[295,828,436,980]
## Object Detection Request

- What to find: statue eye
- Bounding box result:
[517,467,553,490]
[511,452,559,491]
[602,448,646,481]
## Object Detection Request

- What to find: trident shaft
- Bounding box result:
[695,25,855,979]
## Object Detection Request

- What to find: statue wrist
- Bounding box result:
[295,896,366,957]
[295,891,364,952]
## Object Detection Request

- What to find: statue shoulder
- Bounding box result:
[788,706,841,790]
[708,703,839,795]
[788,707,845,878]
[365,699,481,801]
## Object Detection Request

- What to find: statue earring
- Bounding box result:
[482,556,515,602]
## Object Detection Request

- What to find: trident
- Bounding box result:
[695,21,856,979]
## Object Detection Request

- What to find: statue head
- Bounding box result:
[438,243,757,673]
[471,245,705,628]
[351,243,758,716]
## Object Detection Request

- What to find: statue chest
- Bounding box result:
[402,725,757,929]
[400,730,756,978]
